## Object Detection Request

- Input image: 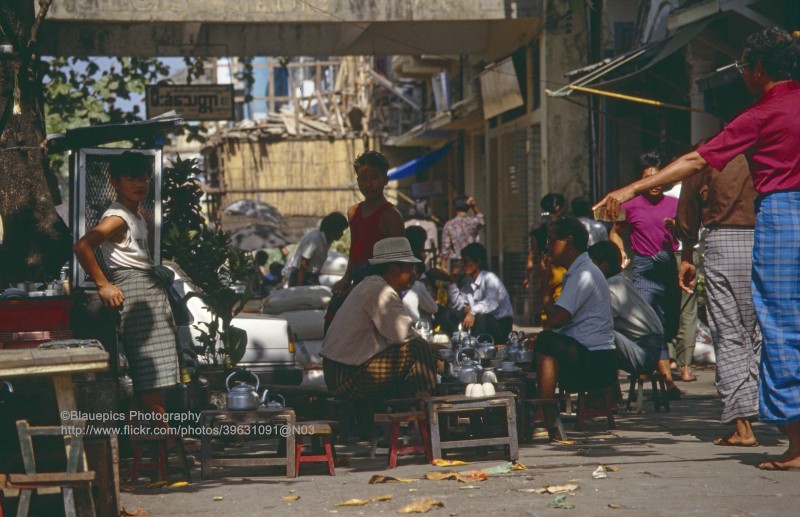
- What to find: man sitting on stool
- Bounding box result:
[588,241,663,378]
[527,218,617,424]
[321,237,438,402]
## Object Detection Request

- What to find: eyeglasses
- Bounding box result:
[734,61,745,74]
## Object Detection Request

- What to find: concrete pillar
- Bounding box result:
[687,42,723,145]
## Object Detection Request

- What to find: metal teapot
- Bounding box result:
[451,324,470,352]
[260,390,286,409]
[226,369,261,411]
[456,348,482,384]
[475,333,497,359]
[514,332,534,363]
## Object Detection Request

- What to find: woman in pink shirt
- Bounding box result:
[596,27,800,471]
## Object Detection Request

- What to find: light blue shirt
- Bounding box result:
[448,270,513,320]
[555,253,615,351]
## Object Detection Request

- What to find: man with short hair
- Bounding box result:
[322,237,438,400]
[284,212,348,287]
[588,241,663,377]
[529,217,616,423]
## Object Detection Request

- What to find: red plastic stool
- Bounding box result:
[294,421,338,476]
[130,435,191,482]
[575,387,617,431]
[371,411,432,469]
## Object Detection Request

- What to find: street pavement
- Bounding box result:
[120,366,798,517]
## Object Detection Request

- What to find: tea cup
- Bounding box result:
[500,361,516,371]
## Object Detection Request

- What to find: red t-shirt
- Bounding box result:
[621,195,679,257]
[697,81,800,194]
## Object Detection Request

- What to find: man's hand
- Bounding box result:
[98,283,125,310]
[664,217,676,232]
[593,185,637,221]
[620,249,630,269]
[467,196,476,209]
[463,312,475,330]
[678,260,697,294]
[524,333,538,351]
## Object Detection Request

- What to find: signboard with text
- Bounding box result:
[146,85,234,121]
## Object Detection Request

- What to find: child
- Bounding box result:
[73,151,179,431]
[326,151,405,332]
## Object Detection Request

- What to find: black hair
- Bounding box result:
[549,217,589,253]
[110,151,153,180]
[353,150,390,175]
[540,193,565,214]
[570,196,592,218]
[743,27,800,81]
[453,195,470,212]
[587,241,622,278]
[269,262,284,275]
[639,150,662,171]
[404,226,428,259]
[320,211,348,236]
[460,242,488,270]
[254,250,268,266]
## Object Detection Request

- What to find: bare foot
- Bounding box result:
[680,366,697,382]
[713,434,758,447]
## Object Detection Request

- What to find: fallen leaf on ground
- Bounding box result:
[456,470,489,482]
[398,498,445,514]
[431,459,469,467]
[548,495,575,509]
[425,470,488,482]
[282,495,300,502]
[212,496,224,502]
[601,465,619,472]
[534,483,579,494]
[336,499,370,507]
[369,475,419,484]
[120,509,149,516]
[512,462,528,471]
[168,481,190,489]
[608,503,623,509]
[592,466,607,479]
[370,494,393,502]
[552,439,583,445]
[146,481,168,489]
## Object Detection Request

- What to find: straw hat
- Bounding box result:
[369,237,422,265]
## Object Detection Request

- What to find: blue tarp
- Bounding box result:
[387,142,453,181]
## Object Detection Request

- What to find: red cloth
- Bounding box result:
[697,81,800,194]
[349,201,393,269]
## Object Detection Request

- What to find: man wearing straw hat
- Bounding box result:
[321,237,438,400]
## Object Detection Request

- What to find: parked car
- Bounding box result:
[165,262,302,386]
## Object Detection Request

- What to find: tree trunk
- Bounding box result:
[0,0,70,284]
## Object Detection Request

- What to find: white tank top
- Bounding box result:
[99,202,153,270]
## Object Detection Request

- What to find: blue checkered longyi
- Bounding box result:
[752,192,800,425]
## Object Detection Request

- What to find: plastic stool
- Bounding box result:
[295,421,338,476]
[130,435,190,482]
[627,372,670,413]
[575,387,616,431]
[371,411,431,469]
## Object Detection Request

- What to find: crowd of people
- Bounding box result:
[78,26,798,474]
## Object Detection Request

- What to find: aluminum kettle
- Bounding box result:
[226,370,261,411]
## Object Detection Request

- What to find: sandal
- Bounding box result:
[758,460,800,471]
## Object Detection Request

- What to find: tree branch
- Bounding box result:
[28,0,52,51]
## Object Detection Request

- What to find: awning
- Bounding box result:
[387,142,453,181]
[548,18,713,98]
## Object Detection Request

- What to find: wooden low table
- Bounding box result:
[0,346,115,516]
[423,391,519,461]
[199,407,297,479]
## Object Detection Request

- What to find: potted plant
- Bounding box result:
[161,156,255,370]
